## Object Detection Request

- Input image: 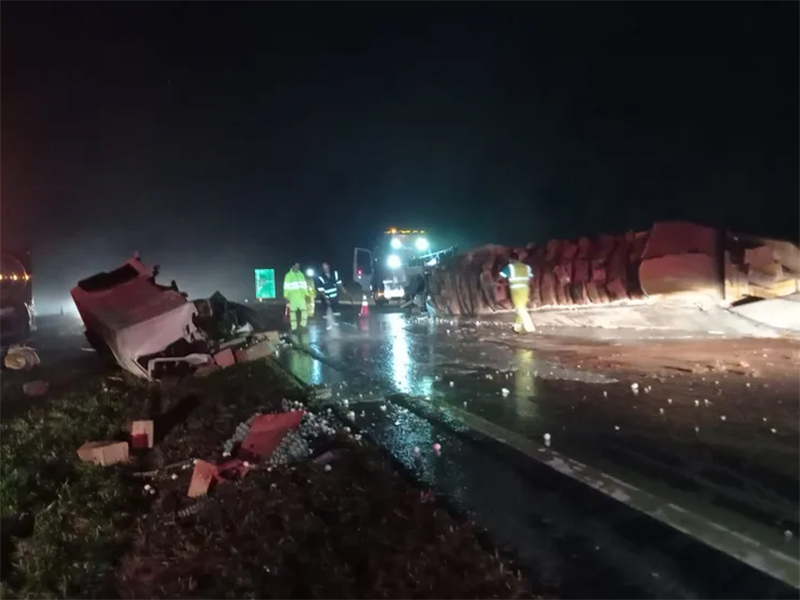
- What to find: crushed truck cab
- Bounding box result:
[71,255,211,379]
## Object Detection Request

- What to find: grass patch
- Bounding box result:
[1,375,150,598]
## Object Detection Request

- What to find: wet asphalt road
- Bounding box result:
[277,308,799,596]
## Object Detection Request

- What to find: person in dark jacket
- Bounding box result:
[316,262,342,329]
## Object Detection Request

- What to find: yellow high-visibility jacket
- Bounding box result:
[284,269,309,305]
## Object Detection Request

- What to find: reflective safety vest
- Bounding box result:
[283,269,309,300]
[317,270,341,298]
[500,261,533,290]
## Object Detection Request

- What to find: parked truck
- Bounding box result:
[353,228,457,305]
[0,248,35,348]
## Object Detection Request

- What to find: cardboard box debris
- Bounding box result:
[257,330,281,345]
[22,380,49,396]
[77,441,129,466]
[744,245,775,270]
[213,348,236,368]
[233,339,276,363]
[130,420,154,449]
[239,411,304,460]
[187,460,219,498]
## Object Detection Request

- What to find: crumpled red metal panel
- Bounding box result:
[239,411,304,460]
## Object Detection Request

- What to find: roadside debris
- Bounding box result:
[130,420,154,449]
[77,440,129,466]
[22,380,48,396]
[71,254,279,380]
[4,345,40,370]
[239,411,304,460]
[187,459,218,498]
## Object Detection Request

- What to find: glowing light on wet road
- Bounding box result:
[387,313,411,394]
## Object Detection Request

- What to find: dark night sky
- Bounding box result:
[2,1,798,307]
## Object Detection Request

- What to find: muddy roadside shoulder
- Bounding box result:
[0,360,539,599]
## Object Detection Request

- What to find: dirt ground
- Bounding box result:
[491,334,799,534]
[534,335,800,382]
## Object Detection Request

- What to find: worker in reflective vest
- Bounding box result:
[499,250,535,333]
[317,262,342,329]
[283,262,309,332]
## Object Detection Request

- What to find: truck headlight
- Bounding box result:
[391,237,402,249]
[415,237,429,251]
[305,268,315,277]
[387,254,402,269]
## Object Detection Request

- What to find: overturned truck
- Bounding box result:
[71,255,274,379]
[427,221,800,332]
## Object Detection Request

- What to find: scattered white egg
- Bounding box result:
[543,433,551,442]
[603,390,608,398]
[143,484,151,491]
[324,464,332,472]
[720,415,726,421]
[413,446,421,456]
[614,425,620,431]
[501,388,510,397]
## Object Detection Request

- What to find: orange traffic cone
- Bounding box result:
[359,294,370,317]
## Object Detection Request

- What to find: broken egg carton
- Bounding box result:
[268,430,310,466]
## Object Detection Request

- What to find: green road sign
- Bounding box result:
[254,268,276,300]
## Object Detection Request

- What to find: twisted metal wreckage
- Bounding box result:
[425,220,800,333]
[71,254,276,379]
